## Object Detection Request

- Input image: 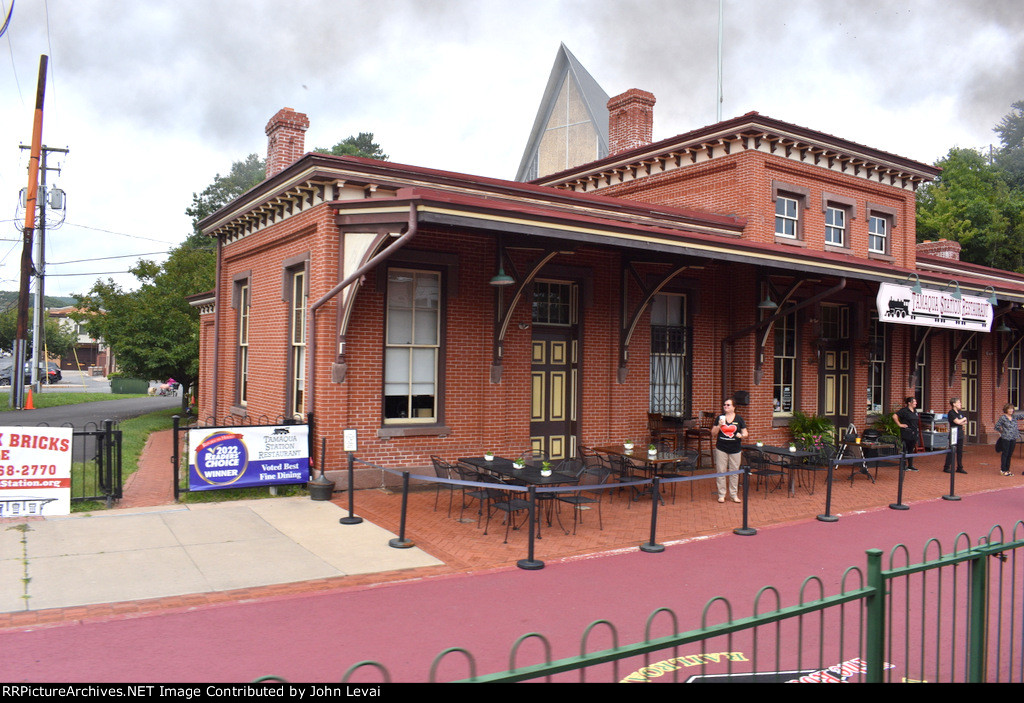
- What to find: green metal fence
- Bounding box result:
[327,522,1024,683]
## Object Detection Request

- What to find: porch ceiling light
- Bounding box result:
[757,296,778,311]
[944,280,962,300]
[906,273,923,295]
[489,265,515,287]
[983,286,999,306]
[996,320,1012,334]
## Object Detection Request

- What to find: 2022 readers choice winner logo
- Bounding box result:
[193,431,249,487]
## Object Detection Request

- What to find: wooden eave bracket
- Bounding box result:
[617,261,690,384]
[491,246,561,383]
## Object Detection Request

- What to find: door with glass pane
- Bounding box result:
[961,336,979,441]
[818,303,851,432]
[530,281,578,460]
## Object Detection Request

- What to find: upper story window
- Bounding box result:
[775,196,799,238]
[868,215,888,254]
[772,181,810,243]
[866,202,897,257]
[825,206,846,247]
[384,269,441,423]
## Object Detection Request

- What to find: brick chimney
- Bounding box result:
[916,239,961,261]
[265,107,310,178]
[607,89,656,156]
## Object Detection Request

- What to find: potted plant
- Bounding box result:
[648,443,658,457]
[623,440,635,451]
[484,451,495,461]
[512,458,525,469]
[540,460,552,477]
[788,411,837,451]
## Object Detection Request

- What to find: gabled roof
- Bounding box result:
[514,43,610,182]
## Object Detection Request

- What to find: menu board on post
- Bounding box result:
[0,426,74,517]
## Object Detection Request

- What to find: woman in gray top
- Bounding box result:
[993,403,1022,476]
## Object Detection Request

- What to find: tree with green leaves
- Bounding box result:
[185,153,267,240]
[75,242,215,411]
[994,100,1024,190]
[314,133,388,160]
[0,307,79,361]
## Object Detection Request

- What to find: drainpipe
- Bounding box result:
[306,203,419,415]
[720,278,847,402]
[211,234,223,419]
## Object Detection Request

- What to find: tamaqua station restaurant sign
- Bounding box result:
[876,282,993,332]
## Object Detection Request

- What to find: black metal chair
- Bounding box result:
[557,464,611,534]
[453,462,489,525]
[741,448,784,496]
[478,474,532,543]
[796,442,837,495]
[654,448,699,503]
[430,456,456,516]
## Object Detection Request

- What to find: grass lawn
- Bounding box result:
[0,391,153,408]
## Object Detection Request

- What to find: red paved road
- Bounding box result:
[2,485,1021,683]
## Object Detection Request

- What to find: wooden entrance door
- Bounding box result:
[818,304,851,433]
[529,280,578,460]
[961,336,979,441]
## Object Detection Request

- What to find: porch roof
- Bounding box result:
[332,188,1024,304]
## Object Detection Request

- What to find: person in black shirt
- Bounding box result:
[711,397,748,503]
[943,397,967,474]
[893,396,920,471]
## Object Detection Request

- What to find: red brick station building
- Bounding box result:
[192,91,1024,484]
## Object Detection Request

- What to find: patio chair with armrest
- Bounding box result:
[654,448,699,503]
[453,462,490,526]
[556,464,611,534]
[477,474,533,543]
[741,448,784,496]
[430,456,457,516]
[795,442,837,495]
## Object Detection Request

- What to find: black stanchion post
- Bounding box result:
[339,451,364,525]
[889,451,909,510]
[388,471,414,548]
[172,414,180,501]
[734,467,756,536]
[640,477,665,552]
[517,485,544,570]
[817,459,838,522]
[942,445,961,501]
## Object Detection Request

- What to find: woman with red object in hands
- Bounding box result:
[711,397,747,503]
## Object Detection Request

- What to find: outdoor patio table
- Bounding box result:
[744,444,819,496]
[591,444,687,501]
[458,456,578,536]
[839,440,899,483]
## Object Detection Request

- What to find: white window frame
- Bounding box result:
[237,280,251,407]
[288,269,307,420]
[868,215,888,254]
[775,195,799,239]
[825,206,846,247]
[384,268,442,424]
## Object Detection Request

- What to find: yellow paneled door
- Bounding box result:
[961,336,979,440]
[819,304,851,435]
[530,332,578,460]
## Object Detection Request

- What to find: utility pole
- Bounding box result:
[19,143,68,392]
[15,56,48,410]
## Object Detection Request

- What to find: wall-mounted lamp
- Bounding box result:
[943,280,962,300]
[983,286,999,306]
[906,273,923,295]
[996,320,1012,334]
[757,296,778,311]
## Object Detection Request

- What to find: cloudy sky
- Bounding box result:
[0,0,1021,297]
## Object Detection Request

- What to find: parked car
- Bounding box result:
[0,360,62,385]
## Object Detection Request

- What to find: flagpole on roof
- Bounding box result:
[717,0,724,123]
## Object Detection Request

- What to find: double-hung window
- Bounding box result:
[825,206,846,247]
[773,310,797,416]
[288,269,307,420]
[236,279,251,407]
[868,215,888,254]
[867,314,888,415]
[775,196,799,238]
[384,269,441,422]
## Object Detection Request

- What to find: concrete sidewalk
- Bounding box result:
[0,497,442,615]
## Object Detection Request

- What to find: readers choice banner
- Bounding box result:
[0,426,73,517]
[188,425,309,492]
